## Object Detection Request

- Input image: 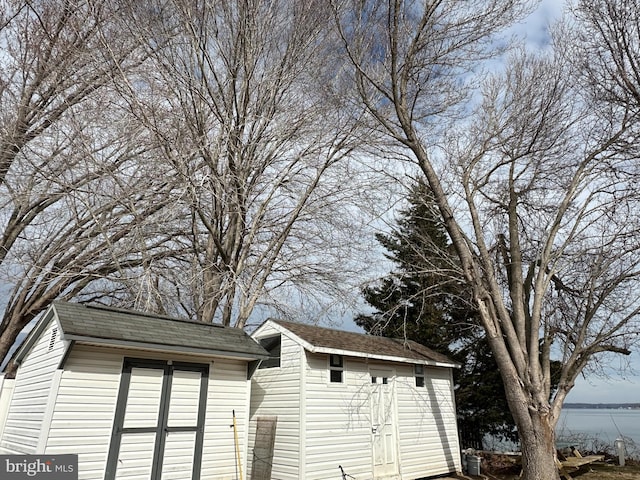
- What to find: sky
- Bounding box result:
[337,0,640,405]
[514,0,640,404]
[2,0,638,405]
[566,360,639,404]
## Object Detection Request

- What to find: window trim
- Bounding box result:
[328,354,344,384]
[414,364,425,387]
[258,334,281,369]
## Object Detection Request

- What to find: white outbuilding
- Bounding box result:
[248,319,462,480]
[0,301,268,480]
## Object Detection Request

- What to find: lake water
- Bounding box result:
[557,408,640,455]
[484,408,640,458]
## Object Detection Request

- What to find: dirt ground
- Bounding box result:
[479,464,640,479]
[470,453,640,480]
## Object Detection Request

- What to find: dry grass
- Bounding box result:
[475,453,640,480]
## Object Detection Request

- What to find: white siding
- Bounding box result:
[201,357,252,480]
[396,365,461,479]
[249,321,461,480]
[43,345,252,480]
[0,318,65,454]
[248,326,301,480]
[0,375,15,439]
[304,353,373,480]
[44,345,124,479]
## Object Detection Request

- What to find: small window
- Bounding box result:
[415,364,425,387]
[258,335,281,369]
[329,354,343,383]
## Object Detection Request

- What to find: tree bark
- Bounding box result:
[517,410,560,480]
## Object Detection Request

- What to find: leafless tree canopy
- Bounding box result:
[0,0,389,368]
[331,0,640,478]
[0,0,176,363]
[117,0,382,327]
[3,3,639,477]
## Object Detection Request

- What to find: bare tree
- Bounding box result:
[0,0,178,366]
[331,0,640,478]
[122,0,381,328]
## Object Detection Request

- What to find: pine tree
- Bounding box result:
[357,179,518,447]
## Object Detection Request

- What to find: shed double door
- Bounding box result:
[105,358,209,480]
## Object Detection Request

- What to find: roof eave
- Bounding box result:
[13,305,57,366]
[310,345,459,368]
[63,334,269,362]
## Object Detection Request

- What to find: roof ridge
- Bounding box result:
[273,318,372,337]
[55,301,225,328]
[275,319,427,343]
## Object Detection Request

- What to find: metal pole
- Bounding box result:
[232,410,244,480]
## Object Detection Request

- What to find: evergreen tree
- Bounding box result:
[357,180,518,447]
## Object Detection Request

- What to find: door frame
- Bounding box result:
[105,357,209,480]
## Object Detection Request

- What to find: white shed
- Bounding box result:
[0,301,268,480]
[248,320,462,480]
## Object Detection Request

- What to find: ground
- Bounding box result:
[464,453,640,480]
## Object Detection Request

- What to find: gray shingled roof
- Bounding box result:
[47,301,268,359]
[272,319,458,366]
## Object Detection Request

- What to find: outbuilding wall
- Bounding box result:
[43,344,121,478]
[396,365,461,478]
[250,331,461,480]
[248,325,302,480]
[0,374,15,439]
[1,333,253,480]
[42,345,252,480]
[0,316,64,454]
[303,352,374,480]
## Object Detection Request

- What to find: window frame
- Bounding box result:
[328,354,344,384]
[258,334,281,369]
[414,364,425,387]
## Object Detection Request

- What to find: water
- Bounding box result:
[483,408,640,458]
[557,408,640,455]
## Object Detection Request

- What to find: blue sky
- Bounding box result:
[340,0,640,405]
[516,1,640,404]
[565,352,640,404]
[2,0,638,405]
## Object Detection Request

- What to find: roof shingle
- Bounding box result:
[272,319,458,366]
[51,301,268,359]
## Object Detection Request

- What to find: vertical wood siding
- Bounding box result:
[0,319,64,454]
[248,327,302,480]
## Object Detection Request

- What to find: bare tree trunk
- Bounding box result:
[331,2,640,480]
[518,413,559,480]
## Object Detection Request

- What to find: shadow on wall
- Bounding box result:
[250,380,267,418]
[425,374,459,472]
